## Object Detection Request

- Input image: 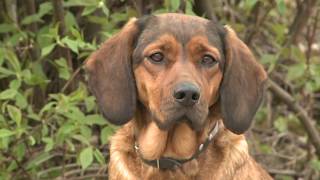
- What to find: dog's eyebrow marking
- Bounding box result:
[187,36,221,61]
[142,34,180,56]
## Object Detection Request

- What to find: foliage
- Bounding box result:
[0,0,319,179]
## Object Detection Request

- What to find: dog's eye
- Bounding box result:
[149,52,164,63]
[201,55,217,67]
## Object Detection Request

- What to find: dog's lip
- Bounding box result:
[152,111,204,131]
[176,115,199,130]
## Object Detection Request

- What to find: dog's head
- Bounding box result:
[85,13,267,134]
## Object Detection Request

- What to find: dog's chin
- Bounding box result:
[151,112,207,132]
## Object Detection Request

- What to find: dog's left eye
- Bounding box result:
[201,55,217,67]
[148,52,164,63]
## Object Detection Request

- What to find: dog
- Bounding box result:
[86,13,272,180]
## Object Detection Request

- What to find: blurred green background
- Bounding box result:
[0,0,319,179]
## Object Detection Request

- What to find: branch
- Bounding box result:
[245,1,276,46]
[268,79,320,157]
[177,0,186,13]
[193,0,218,23]
[288,0,317,45]
[26,0,38,33]
[5,0,17,24]
[52,0,74,92]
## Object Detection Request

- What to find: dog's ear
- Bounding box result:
[220,26,267,134]
[85,18,140,125]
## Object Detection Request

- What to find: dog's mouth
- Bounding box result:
[151,105,208,131]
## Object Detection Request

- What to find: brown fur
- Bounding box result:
[86,13,272,179]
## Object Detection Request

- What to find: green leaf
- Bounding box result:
[26,152,51,169]
[41,44,56,57]
[82,6,97,16]
[61,37,79,53]
[58,124,76,135]
[65,11,79,30]
[171,0,180,11]
[85,114,107,126]
[80,125,92,139]
[42,137,54,152]
[274,117,288,132]
[64,108,86,122]
[94,149,106,165]
[79,147,93,169]
[9,79,21,90]
[15,92,28,109]
[55,58,71,80]
[7,105,22,127]
[100,126,114,145]
[28,135,36,146]
[72,134,90,145]
[0,67,15,78]
[5,50,21,72]
[21,14,43,25]
[101,4,109,17]
[0,129,15,138]
[0,89,17,100]
[15,143,26,161]
[38,2,53,17]
[287,63,306,81]
[85,96,96,112]
[276,0,286,15]
[310,158,320,171]
[0,23,16,33]
[244,0,257,9]
[259,144,272,154]
[64,0,97,7]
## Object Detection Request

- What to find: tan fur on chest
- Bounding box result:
[108,121,271,180]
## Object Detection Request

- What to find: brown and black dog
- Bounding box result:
[86,13,272,179]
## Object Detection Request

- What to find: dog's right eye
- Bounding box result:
[148,52,164,63]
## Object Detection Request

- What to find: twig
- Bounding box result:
[306,9,319,66]
[61,65,82,93]
[132,0,145,17]
[268,168,302,176]
[266,91,273,128]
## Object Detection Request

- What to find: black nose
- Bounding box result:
[173,83,200,106]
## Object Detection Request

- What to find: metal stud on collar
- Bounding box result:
[209,122,219,141]
[199,144,204,151]
[157,159,160,169]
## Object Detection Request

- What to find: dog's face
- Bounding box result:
[132,15,225,130]
[86,13,267,134]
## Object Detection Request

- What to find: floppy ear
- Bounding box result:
[220,26,267,134]
[85,18,140,125]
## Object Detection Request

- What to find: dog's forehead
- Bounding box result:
[136,13,223,47]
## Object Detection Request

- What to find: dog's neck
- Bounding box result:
[133,106,220,163]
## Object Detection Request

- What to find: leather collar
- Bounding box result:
[134,122,220,170]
